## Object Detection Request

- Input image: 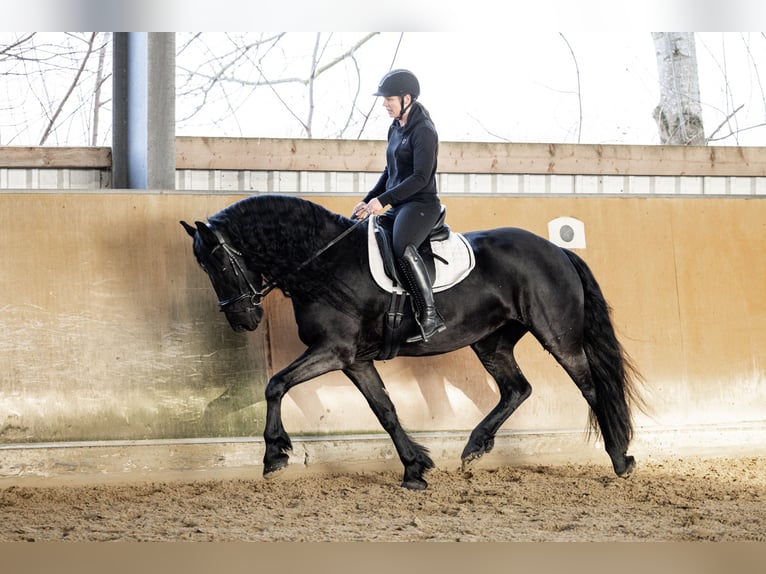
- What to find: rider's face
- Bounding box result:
[382,94,411,118]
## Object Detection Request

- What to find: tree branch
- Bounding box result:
[0,32,36,59]
[356,32,404,139]
[705,102,744,142]
[559,33,583,144]
[38,33,96,145]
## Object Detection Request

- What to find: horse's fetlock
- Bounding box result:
[264,385,284,403]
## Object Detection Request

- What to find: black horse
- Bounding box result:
[181,194,641,490]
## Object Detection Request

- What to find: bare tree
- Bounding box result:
[0,32,112,146]
[652,32,705,145]
[91,32,111,146]
[0,33,39,144]
[38,32,98,145]
[3,32,766,146]
[176,32,380,139]
[698,32,766,144]
[2,32,381,145]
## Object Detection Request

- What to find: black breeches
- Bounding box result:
[381,199,442,259]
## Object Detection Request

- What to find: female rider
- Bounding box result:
[352,69,446,343]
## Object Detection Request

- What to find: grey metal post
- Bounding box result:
[112,32,176,190]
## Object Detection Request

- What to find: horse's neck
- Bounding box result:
[247,218,343,272]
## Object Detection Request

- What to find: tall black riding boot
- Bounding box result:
[398,244,446,343]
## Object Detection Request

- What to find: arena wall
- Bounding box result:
[1,138,765,480]
[1,190,765,480]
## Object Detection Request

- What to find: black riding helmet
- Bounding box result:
[373,69,420,99]
[374,69,420,120]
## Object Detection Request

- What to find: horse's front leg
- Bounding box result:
[343,361,434,490]
[262,346,345,477]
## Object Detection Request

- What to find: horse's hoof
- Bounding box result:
[461,455,479,473]
[616,455,636,478]
[401,477,428,491]
[263,458,289,479]
[460,448,487,472]
[461,437,494,472]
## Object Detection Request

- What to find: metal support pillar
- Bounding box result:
[112,32,175,189]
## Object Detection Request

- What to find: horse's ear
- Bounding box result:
[180,220,197,238]
[194,220,219,247]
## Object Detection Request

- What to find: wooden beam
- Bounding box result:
[3,139,765,177]
[437,142,766,177]
[176,137,766,177]
[0,147,112,168]
[176,137,385,172]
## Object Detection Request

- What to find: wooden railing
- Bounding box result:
[2,138,765,177]
[174,137,766,177]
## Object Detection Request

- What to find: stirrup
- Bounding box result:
[406,311,446,343]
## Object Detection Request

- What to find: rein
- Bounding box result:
[212,216,366,312]
[293,215,367,274]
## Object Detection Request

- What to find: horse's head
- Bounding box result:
[181,220,267,332]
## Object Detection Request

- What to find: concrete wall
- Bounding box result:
[266,195,766,436]
[2,192,765,451]
[1,193,267,443]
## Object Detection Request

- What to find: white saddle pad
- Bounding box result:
[367,216,476,294]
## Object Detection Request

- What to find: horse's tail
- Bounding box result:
[563,249,643,446]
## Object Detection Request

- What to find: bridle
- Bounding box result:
[209,229,275,313]
[208,216,366,313]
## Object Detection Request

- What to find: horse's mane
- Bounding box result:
[209,194,361,306]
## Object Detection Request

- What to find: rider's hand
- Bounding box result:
[351,201,367,220]
[364,198,383,216]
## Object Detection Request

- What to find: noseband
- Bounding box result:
[209,230,276,313]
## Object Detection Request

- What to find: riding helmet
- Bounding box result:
[374,69,420,99]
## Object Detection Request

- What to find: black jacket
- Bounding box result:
[363,102,439,207]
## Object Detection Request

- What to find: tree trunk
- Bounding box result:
[652,32,705,145]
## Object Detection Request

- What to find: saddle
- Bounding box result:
[368,206,475,294]
[368,207,475,360]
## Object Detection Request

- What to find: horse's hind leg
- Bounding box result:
[343,361,434,490]
[462,324,531,470]
[551,346,635,478]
